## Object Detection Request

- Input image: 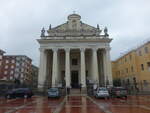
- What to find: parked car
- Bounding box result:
[95,87,110,99]
[109,87,127,98]
[5,88,33,99]
[48,88,61,98]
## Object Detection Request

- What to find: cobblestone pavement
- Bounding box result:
[1,95,150,113]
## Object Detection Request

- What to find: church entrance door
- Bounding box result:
[71,71,79,88]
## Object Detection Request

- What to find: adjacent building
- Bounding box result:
[0,49,5,79]
[37,13,113,92]
[31,65,38,88]
[112,41,150,91]
[0,52,32,84]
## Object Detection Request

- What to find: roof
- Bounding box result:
[3,55,32,61]
[46,14,102,37]
[0,49,5,55]
[114,39,150,61]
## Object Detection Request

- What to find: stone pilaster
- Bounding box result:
[38,48,47,91]
[52,48,58,87]
[92,48,99,84]
[65,48,71,87]
[103,48,113,86]
[80,48,86,88]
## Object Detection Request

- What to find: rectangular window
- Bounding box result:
[21,68,24,72]
[126,68,128,73]
[15,68,19,72]
[22,63,24,66]
[21,74,24,78]
[4,71,8,75]
[147,62,150,71]
[129,55,132,60]
[11,59,15,63]
[16,63,19,66]
[5,65,8,69]
[143,80,148,86]
[5,60,9,63]
[125,57,127,62]
[10,71,14,74]
[10,76,13,80]
[11,65,14,69]
[72,59,78,65]
[141,64,144,71]
[145,47,148,53]
[118,71,120,75]
[139,51,142,56]
[131,66,134,72]
[16,57,21,61]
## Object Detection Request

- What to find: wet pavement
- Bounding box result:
[0,95,150,113]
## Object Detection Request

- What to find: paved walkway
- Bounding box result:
[1,95,150,113]
[60,95,104,113]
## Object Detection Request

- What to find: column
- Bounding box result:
[103,48,113,86]
[52,48,58,87]
[65,48,70,87]
[103,50,107,86]
[38,48,47,91]
[92,48,99,83]
[80,48,86,88]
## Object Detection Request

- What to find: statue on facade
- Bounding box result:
[41,27,45,37]
[97,24,99,30]
[49,24,51,30]
[104,27,109,37]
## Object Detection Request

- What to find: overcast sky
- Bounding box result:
[0,0,150,66]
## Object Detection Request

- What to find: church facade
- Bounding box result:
[37,14,113,91]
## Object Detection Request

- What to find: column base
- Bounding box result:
[36,87,46,96]
[38,87,45,92]
[81,87,87,94]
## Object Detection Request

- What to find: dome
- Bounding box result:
[68,13,81,20]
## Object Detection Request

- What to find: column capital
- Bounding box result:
[52,48,58,52]
[39,48,45,52]
[92,48,98,52]
[105,47,111,51]
[80,48,85,52]
[65,48,70,52]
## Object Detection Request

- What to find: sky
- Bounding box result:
[0,0,150,66]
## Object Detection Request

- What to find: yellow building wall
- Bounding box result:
[112,42,150,90]
[136,42,150,83]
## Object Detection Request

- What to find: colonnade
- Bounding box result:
[38,48,112,91]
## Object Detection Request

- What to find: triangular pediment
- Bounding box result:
[50,22,97,31]
[47,14,101,37]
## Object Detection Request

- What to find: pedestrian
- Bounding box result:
[79,83,82,92]
[93,83,97,96]
[67,86,69,95]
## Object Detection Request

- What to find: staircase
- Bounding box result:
[69,88,87,96]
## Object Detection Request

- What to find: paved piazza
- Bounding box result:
[1,95,150,113]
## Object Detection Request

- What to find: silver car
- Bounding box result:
[47,88,60,98]
[95,87,110,99]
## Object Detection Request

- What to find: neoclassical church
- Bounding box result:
[37,13,113,91]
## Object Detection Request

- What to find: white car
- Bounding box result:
[95,87,110,99]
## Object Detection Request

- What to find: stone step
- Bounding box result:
[70,89,81,94]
